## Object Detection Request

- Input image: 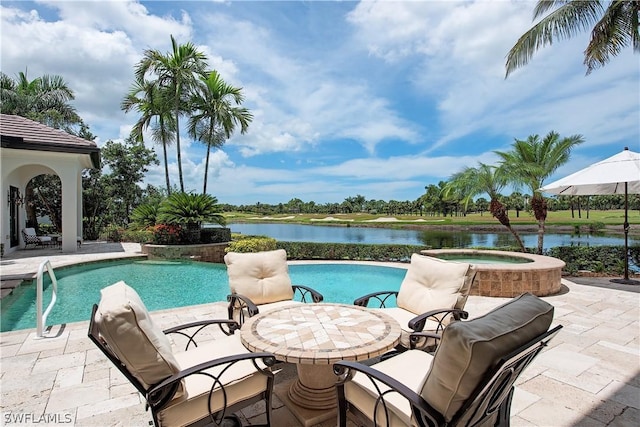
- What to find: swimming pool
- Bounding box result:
[0,260,407,332]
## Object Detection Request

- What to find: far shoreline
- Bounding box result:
[227,218,640,238]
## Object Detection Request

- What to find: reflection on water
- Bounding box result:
[228,223,638,250]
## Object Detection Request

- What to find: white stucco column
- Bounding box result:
[59,168,80,252]
[77,172,83,241]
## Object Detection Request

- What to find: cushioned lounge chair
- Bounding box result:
[21,227,52,248]
[88,281,276,427]
[225,249,323,326]
[354,253,477,352]
[335,293,562,427]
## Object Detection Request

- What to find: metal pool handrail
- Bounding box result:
[36,259,58,338]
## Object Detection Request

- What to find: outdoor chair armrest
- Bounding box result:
[292,284,324,303]
[333,360,444,427]
[353,291,399,308]
[227,293,260,320]
[147,352,276,413]
[163,319,241,351]
[408,308,469,333]
[409,332,443,350]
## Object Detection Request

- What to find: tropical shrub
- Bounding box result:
[226,235,277,253]
[121,229,153,243]
[101,225,125,242]
[201,227,232,243]
[152,224,184,245]
[131,202,160,230]
[158,192,225,227]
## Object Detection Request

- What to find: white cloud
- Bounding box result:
[197,9,420,156]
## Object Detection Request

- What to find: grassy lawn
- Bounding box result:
[224,209,640,227]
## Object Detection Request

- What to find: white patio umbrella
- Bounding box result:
[540,147,640,285]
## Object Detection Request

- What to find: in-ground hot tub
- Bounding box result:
[421,249,565,297]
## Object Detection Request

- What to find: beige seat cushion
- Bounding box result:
[94,281,181,391]
[225,249,294,305]
[420,293,554,422]
[377,307,442,349]
[345,350,435,427]
[158,334,269,426]
[396,254,475,318]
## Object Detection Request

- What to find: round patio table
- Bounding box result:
[240,303,401,426]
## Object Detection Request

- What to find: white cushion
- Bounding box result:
[396,254,475,317]
[158,334,269,426]
[345,350,434,427]
[224,249,294,305]
[94,281,181,392]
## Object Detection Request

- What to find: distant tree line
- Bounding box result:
[222,192,639,218]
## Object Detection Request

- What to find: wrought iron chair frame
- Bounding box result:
[227,284,323,326]
[334,324,562,427]
[88,304,276,427]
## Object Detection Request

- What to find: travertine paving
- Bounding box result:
[1,243,638,426]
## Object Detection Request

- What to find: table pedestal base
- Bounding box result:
[274,382,336,427]
[275,364,338,426]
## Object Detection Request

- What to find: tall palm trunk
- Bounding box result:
[162,141,171,195]
[202,118,215,195]
[490,199,526,252]
[174,101,184,192]
[159,115,171,194]
[531,194,547,254]
[203,141,211,195]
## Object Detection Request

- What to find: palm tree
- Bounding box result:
[122,76,176,194]
[495,131,584,254]
[188,71,253,194]
[506,1,640,77]
[0,71,81,130]
[443,163,526,252]
[134,35,208,192]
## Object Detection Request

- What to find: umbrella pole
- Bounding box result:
[611,182,640,285]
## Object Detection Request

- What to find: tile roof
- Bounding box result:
[0,113,98,149]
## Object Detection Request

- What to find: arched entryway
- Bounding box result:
[1,114,100,255]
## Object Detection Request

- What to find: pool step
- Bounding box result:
[0,279,22,299]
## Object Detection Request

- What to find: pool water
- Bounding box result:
[0,260,406,332]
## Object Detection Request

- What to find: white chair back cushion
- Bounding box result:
[420,293,554,421]
[396,254,475,316]
[224,249,294,305]
[94,281,181,391]
[23,227,37,236]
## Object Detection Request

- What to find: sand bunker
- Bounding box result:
[249,216,296,220]
[310,216,354,222]
[365,217,445,222]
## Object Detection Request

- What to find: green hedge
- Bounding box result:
[544,245,640,275]
[276,241,426,262]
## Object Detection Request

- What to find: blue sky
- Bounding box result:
[2,1,638,206]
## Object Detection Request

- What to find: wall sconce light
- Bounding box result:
[8,189,25,207]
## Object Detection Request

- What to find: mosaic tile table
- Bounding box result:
[241,303,401,426]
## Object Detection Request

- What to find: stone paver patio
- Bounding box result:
[1,243,638,426]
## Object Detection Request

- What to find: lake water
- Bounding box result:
[227,223,638,250]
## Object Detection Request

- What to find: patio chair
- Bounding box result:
[354,253,477,352]
[88,281,276,427]
[334,292,562,427]
[21,227,52,248]
[225,249,324,326]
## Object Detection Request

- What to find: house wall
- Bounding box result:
[1,148,92,255]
